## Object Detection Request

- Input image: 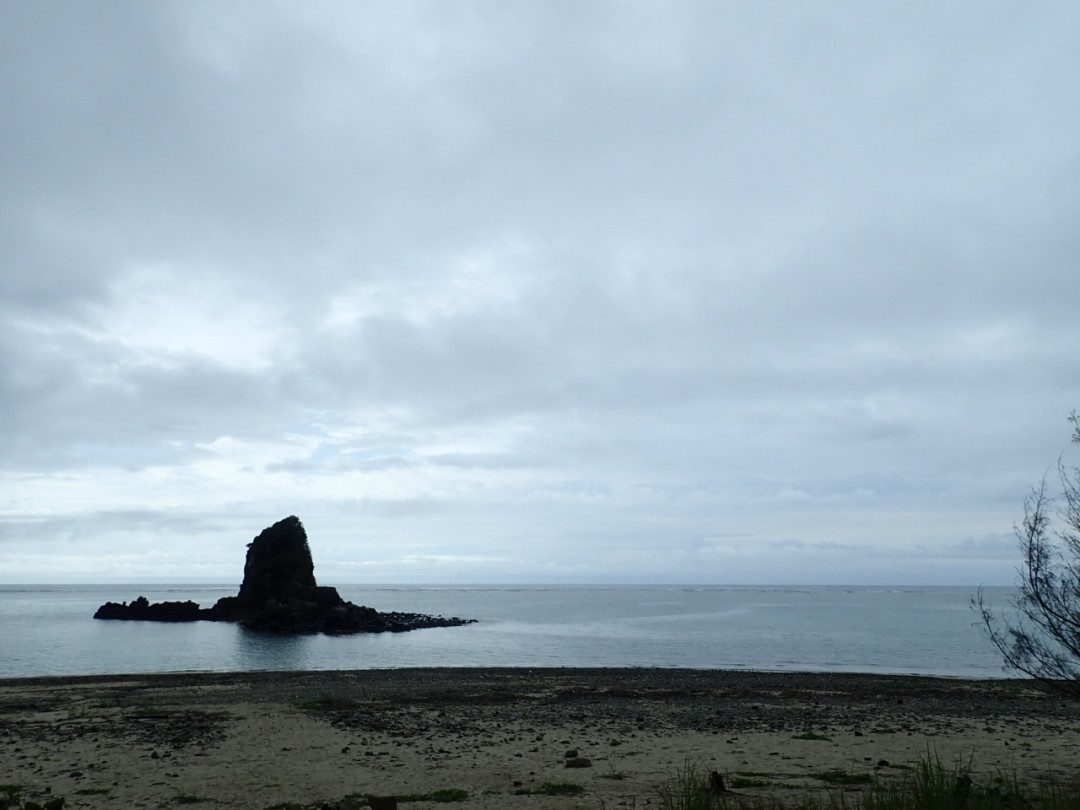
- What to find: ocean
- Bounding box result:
[0,584,1014,680]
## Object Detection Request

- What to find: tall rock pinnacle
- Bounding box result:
[236,515,317,609]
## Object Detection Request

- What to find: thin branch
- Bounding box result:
[975,438,1080,698]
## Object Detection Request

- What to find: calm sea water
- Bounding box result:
[0,585,1014,679]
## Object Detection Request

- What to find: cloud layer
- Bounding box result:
[3,2,1079,584]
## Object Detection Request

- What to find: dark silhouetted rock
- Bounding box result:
[235,516,317,609]
[94,516,476,635]
[93,596,203,622]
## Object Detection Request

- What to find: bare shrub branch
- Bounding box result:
[975,411,1080,697]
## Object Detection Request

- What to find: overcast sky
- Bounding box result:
[2,2,1078,586]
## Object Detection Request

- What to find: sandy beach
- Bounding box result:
[2,669,1078,809]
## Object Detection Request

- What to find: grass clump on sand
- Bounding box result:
[811,770,874,786]
[401,788,469,803]
[656,753,1080,810]
[428,788,469,802]
[792,732,834,742]
[132,704,172,716]
[513,782,586,796]
[1,785,67,810]
[335,788,470,806]
[853,753,1077,810]
[295,693,360,712]
[600,762,628,780]
[657,761,719,810]
[730,777,774,789]
[261,754,1080,810]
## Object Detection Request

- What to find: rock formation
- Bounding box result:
[237,515,319,607]
[92,596,203,622]
[94,516,475,634]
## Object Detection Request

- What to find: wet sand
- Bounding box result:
[2,669,1078,808]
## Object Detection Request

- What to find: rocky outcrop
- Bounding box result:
[234,515,318,609]
[93,596,203,622]
[94,516,475,634]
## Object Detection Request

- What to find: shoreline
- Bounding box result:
[3,669,1078,809]
[0,662,1015,684]
[0,665,1017,686]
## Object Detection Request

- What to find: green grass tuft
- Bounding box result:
[656,760,717,810]
[514,782,586,796]
[428,788,469,802]
[792,732,834,742]
[341,788,469,805]
[811,769,874,786]
[295,692,359,712]
[600,762,628,780]
[133,704,172,717]
[730,777,773,789]
[252,752,1080,810]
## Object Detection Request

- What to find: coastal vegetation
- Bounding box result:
[6,761,1080,810]
[512,782,586,796]
[976,411,1080,697]
[296,693,362,712]
[655,753,1079,810]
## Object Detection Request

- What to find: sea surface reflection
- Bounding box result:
[0,584,1017,678]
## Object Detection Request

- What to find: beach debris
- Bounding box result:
[367,796,397,810]
[93,516,476,634]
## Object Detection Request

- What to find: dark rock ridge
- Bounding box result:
[94,516,475,634]
[93,596,204,623]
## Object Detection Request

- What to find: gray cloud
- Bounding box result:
[2,1,1079,583]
